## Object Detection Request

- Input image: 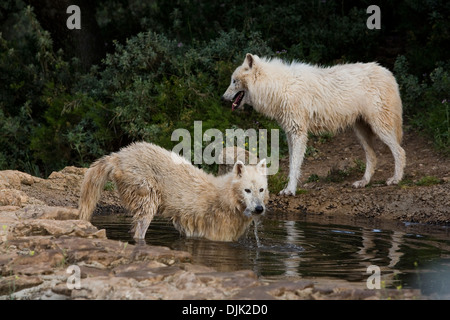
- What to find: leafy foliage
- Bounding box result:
[0,0,448,175]
[395,56,450,154]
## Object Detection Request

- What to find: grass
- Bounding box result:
[305,145,319,158]
[325,167,350,183]
[398,175,442,188]
[415,175,443,186]
[268,171,289,194]
[268,171,308,195]
[272,158,368,187]
[296,188,308,195]
[323,158,366,183]
[269,159,443,193]
[306,174,320,183]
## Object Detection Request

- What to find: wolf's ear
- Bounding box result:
[256,158,267,175]
[233,160,246,177]
[245,53,254,69]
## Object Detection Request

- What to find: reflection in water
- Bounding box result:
[283,221,303,277]
[92,214,450,297]
[357,229,405,283]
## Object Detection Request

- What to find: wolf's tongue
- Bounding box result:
[231,92,243,111]
[232,98,238,111]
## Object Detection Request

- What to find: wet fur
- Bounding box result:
[222,54,406,195]
[78,142,268,241]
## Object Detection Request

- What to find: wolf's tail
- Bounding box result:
[394,97,404,144]
[78,155,115,221]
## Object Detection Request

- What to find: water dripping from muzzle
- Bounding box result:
[253,218,262,248]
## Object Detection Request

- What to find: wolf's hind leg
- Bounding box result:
[353,120,377,188]
[369,119,406,186]
[115,177,161,240]
[131,187,161,240]
[380,134,405,186]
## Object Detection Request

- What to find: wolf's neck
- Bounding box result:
[213,174,243,215]
[249,63,307,127]
[250,69,286,115]
[251,84,282,119]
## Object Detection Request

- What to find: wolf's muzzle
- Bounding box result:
[254,205,264,214]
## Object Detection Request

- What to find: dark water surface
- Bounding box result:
[91,212,450,298]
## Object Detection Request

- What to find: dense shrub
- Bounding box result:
[78,30,277,170]
[394,56,450,154]
[0,4,73,174]
[0,0,448,175]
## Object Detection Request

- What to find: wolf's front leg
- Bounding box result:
[279,132,308,196]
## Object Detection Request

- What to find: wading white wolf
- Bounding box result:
[78,142,268,241]
[222,54,406,195]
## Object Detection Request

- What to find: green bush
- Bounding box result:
[30,85,112,171]
[394,56,450,154]
[0,4,74,175]
[77,29,278,169]
[1,0,449,177]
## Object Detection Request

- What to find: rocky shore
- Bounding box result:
[0,168,426,300]
[2,129,449,299]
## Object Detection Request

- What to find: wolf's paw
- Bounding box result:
[352,179,368,188]
[386,177,400,186]
[279,188,296,196]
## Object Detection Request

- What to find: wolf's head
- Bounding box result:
[231,158,269,218]
[221,53,259,111]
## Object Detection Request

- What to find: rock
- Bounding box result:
[0,170,40,189]
[0,206,20,212]
[15,205,80,220]
[231,280,314,300]
[112,261,170,281]
[0,170,46,207]
[7,219,106,239]
[0,189,28,206]
[0,189,45,207]
[4,250,66,276]
[0,275,43,296]
[69,276,148,300]
[126,244,191,265]
[46,166,87,191]
[0,165,433,300]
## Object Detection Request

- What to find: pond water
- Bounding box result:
[91,212,450,298]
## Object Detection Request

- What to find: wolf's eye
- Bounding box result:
[232,79,236,84]
[259,188,264,192]
[244,189,251,193]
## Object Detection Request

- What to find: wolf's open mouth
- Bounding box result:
[232,91,245,111]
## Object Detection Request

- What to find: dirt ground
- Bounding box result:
[2,127,447,300]
[271,127,449,225]
[20,127,449,225]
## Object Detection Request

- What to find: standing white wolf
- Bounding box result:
[222,54,406,195]
[78,142,268,241]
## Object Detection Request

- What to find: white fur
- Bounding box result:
[223,54,406,195]
[78,142,269,241]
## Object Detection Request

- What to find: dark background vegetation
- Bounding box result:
[1,0,449,177]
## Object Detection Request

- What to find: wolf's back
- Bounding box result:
[78,155,115,221]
